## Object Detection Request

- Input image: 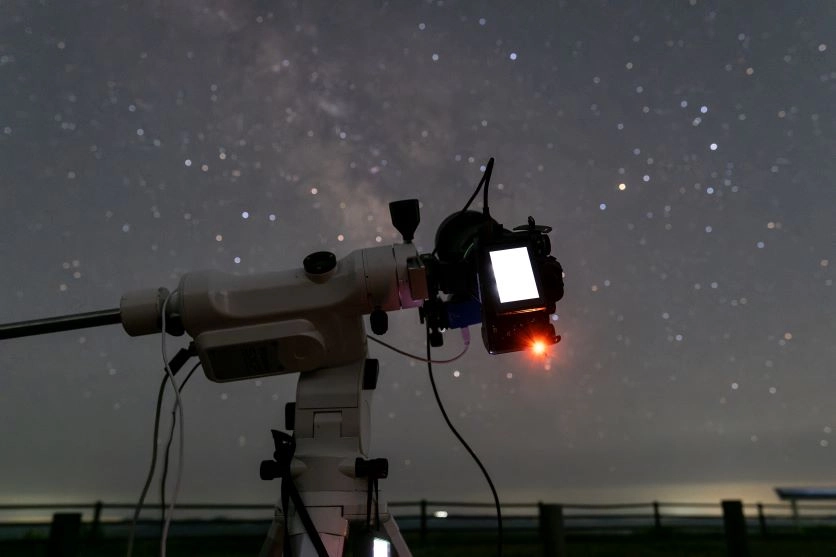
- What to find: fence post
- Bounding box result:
[653,501,662,533]
[48,512,81,557]
[721,500,749,557]
[419,499,428,540]
[90,501,103,543]
[757,503,767,538]
[539,503,566,557]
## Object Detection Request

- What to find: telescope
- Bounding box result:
[0,159,564,556]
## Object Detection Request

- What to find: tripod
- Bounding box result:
[257,358,411,557]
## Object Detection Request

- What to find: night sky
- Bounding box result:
[1,1,834,513]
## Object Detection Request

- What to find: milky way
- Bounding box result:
[1,1,834,510]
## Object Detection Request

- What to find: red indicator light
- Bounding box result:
[531,339,547,356]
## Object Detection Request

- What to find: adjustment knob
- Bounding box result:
[260,460,281,481]
[389,199,420,243]
[303,251,337,276]
[370,308,388,335]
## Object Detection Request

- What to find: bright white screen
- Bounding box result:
[489,247,539,303]
[373,538,391,557]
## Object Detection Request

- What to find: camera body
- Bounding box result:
[429,211,564,355]
[476,219,563,354]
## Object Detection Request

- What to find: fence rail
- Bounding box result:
[4,498,836,557]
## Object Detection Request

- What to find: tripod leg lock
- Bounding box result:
[355,457,388,480]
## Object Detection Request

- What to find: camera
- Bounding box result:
[428,210,564,355]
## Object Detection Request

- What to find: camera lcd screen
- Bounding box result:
[489,246,540,303]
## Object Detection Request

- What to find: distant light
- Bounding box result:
[268,214,277,221]
[599,203,607,210]
[710,143,718,151]
[819,43,828,52]
[731,382,739,390]
[756,241,765,249]
[431,53,439,62]
[700,105,708,114]
[618,183,626,191]
[184,159,192,167]
[509,52,517,60]
[241,211,249,219]
[434,511,448,518]
[310,187,319,195]
[478,17,486,26]
[418,22,426,30]
[233,256,241,264]
[453,370,460,378]
[215,234,223,242]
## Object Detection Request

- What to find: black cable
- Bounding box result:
[460,157,494,215]
[159,362,201,536]
[432,157,495,259]
[425,320,503,557]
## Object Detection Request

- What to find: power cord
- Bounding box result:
[432,157,495,259]
[158,291,184,557]
[368,327,470,363]
[159,362,201,538]
[425,320,503,557]
[126,351,198,557]
[460,156,494,217]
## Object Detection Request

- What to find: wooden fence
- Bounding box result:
[3,499,836,557]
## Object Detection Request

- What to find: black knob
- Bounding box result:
[370,308,388,335]
[303,251,337,275]
[285,402,295,431]
[363,359,380,390]
[260,460,281,481]
[389,199,420,243]
[355,457,389,479]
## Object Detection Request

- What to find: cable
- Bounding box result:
[431,157,495,259]
[126,372,170,557]
[159,291,184,557]
[460,157,494,216]
[368,328,470,363]
[425,320,503,557]
[126,359,199,557]
[159,363,201,538]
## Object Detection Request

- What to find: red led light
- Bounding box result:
[531,339,547,356]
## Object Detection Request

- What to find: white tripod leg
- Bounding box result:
[382,515,412,557]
